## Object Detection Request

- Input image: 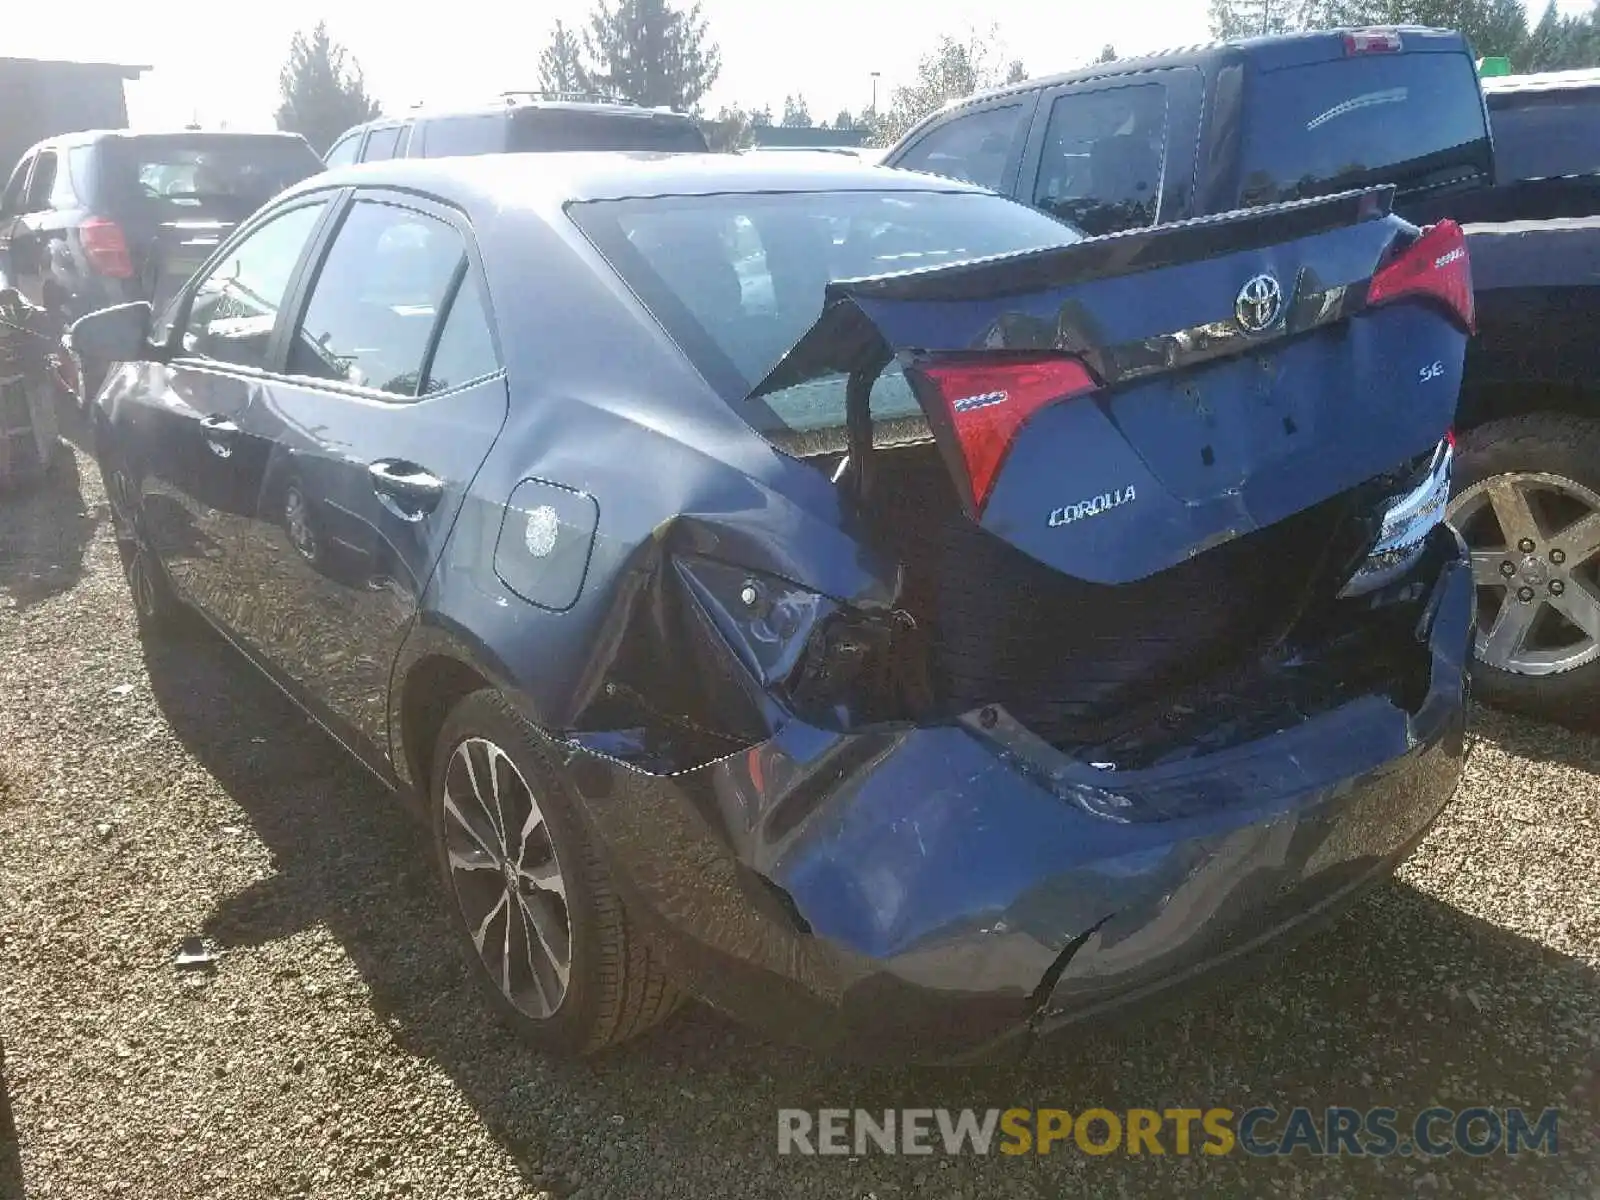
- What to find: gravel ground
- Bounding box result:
[1,433,1597,1200]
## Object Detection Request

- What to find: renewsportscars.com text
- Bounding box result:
[777,1106,1560,1158]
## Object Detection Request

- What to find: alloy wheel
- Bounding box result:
[106,468,160,620]
[284,486,318,563]
[1448,471,1600,676]
[441,737,572,1020]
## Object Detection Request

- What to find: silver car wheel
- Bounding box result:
[1449,471,1600,676]
[441,737,572,1020]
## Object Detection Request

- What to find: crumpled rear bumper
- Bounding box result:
[557,538,1474,1063]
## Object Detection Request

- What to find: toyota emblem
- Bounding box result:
[1235,274,1283,334]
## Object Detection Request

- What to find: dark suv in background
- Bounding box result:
[0,129,322,389]
[323,92,709,166]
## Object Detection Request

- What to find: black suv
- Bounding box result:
[323,92,709,166]
[0,130,322,375]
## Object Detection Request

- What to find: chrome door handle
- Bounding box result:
[199,415,238,458]
[369,459,444,521]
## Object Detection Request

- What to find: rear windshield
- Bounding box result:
[1489,91,1600,181]
[1240,52,1490,207]
[570,190,1079,435]
[510,110,709,153]
[109,135,322,209]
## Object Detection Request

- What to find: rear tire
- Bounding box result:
[101,456,187,638]
[429,689,680,1055]
[1448,413,1600,723]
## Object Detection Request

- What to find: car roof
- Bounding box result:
[299,150,979,210]
[343,95,699,134]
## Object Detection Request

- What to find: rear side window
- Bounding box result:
[1489,92,1600,181]
[423,279,499,393]
[508,110,709,152]
[894,105,1027,192]
[1032,83,1169,236]
[1240,52,1490,207]
[289,201,469,397]
[67,146,96,200]
[415,115,506,158]
[569,189,1079,432]
[323,132,362,167]
[362,126,406,162]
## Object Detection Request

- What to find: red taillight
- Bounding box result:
[1344,28,1403,54]
[79,217,133,279]
[915,354,1099,512]
[1367,219,1475,333]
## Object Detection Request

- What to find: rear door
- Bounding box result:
[237,191,508,767]
[1017,68,1204,234]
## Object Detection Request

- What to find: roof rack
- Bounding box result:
[498,90,640,108]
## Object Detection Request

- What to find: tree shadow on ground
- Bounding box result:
[142,629,1599,1199]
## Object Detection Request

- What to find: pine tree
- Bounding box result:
[582,0,722,111]
[274,23,382,153]
[781,94,813,127]
[538,20,589,95]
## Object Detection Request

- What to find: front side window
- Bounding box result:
[1032,83,1168,236]
[181,200,328,369]
[894,105,1027,192]
[288,201,470,397]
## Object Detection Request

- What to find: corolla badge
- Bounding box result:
[1049,485,1137,527]
[1235,273,1283,334]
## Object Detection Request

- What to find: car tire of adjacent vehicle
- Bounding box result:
[1448,413,1600,723]
[430,689,681,1055]
[100,456,188,638]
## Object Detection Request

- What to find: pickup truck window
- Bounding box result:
[1490,93,1600,182]
[894,105,1028,193]
[1033,83,1168,236]
[1240,52,1489,208]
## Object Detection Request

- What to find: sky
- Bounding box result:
[9,0,1596,132]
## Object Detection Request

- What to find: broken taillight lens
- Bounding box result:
[1340,436,1454,598]
[1366,220,1475,333]
[913,355,1100,514]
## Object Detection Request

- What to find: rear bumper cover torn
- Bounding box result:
[557,540,1474,1061]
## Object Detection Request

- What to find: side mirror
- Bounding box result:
[68,301,157,367]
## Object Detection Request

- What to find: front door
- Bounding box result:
[240,193,507,769]
[133,197,333,622]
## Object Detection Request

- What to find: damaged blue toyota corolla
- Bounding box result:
[79,152,1475,1061]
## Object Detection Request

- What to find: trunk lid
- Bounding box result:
[752,187,1469,585]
